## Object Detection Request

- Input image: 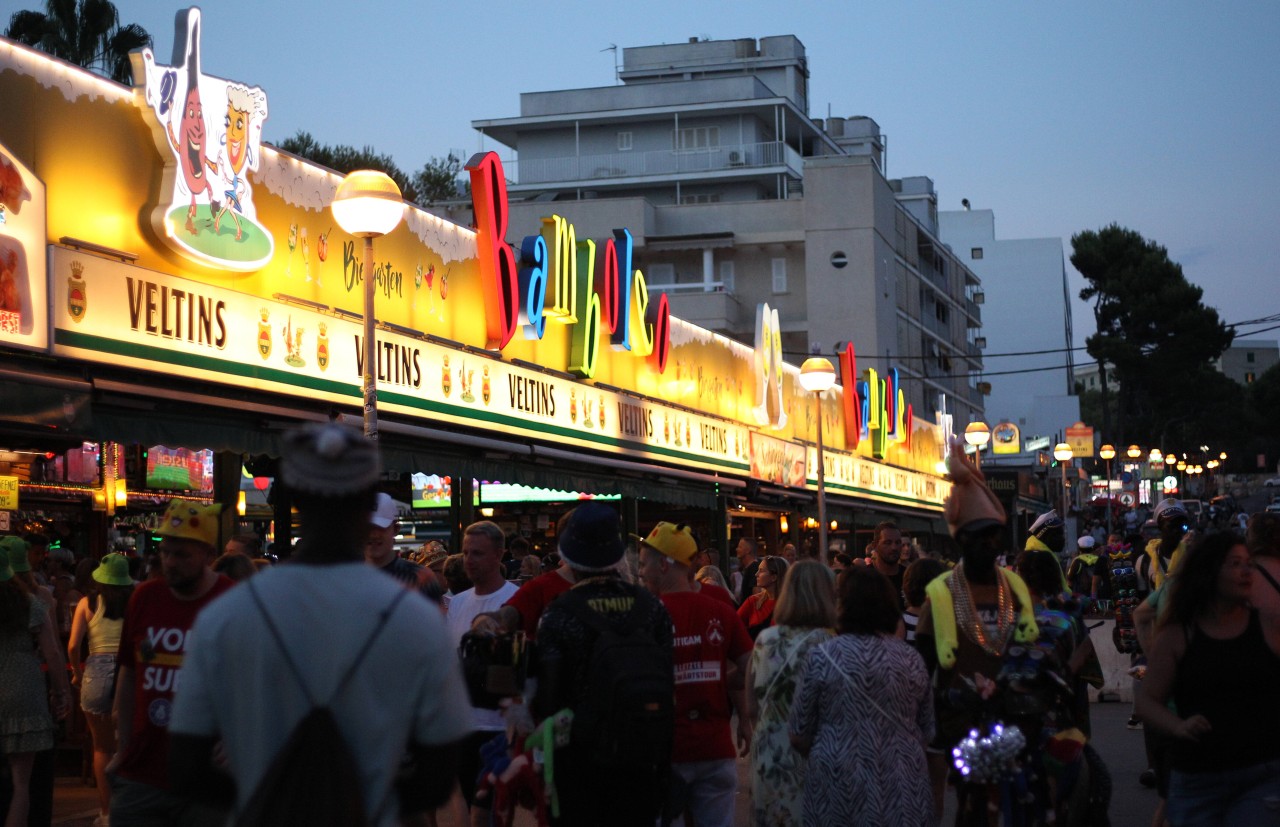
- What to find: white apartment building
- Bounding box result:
[452,35,986,423]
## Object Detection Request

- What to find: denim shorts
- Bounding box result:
[79,653,117,716]
[1168,757,1280,826]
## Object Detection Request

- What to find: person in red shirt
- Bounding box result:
[738,555,787,639]
[488,557,573,639]
[637,522,752,827]
[108,499,234,826]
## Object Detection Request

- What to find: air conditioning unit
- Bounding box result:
[728,150,744,166]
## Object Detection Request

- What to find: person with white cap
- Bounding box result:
[1025,509,1067,559]
[364,492,437,601]
[1066,535,1105,601]
[1140,498,1193,593]
[168,423,471,825]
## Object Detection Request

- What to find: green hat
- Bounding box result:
[92,553,133,587]
[0,537,29,572]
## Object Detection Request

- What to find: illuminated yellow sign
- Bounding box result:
[0,476,17,510]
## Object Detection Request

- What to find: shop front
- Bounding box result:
[0,13,950,564]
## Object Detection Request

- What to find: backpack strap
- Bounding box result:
[1256,562,1280,598]
[247,579,411,707]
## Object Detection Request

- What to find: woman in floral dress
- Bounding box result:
[747,560,835,826]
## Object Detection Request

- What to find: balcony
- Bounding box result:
[504,141,803,188]
[653,284,743,334]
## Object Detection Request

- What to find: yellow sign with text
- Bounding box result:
[0,476,18,510]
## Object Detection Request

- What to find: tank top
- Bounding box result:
[1171,609,1280,772]
[87,595,124,656]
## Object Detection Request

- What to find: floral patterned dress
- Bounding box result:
[749,624,832,827]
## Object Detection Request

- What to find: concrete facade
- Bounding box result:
[1218,339,1279,385]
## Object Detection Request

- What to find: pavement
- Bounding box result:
[50,698,1156,826]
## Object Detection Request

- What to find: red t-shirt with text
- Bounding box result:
[698,582,737,609]
[504,569,573,639]
[115,576,234,788]
[659,590,752,762]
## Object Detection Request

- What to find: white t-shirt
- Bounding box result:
[171,563,471,826]
[445,581,519,731]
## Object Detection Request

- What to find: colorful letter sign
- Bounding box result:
[133,8,272,271]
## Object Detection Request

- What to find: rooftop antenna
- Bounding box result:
[601,44,620,85]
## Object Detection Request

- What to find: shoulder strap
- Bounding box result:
[1256,562,1280,598]
[819,644,921,743]
[248,579,411,707]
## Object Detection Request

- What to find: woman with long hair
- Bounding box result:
[1136,531,1280,825]
[0,546,71,827]
[738,556,787,640]
[789,566,934,826]
[1247,512,1280,623]
[67,553,134,826]
[746,560,835,826]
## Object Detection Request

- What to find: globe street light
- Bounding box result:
[964,421,991,468]
[331,170,405,441]
[800,357,837,564]
[1054,442,1074,524]
[1099,444,1116,536]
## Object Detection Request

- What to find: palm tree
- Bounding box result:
[6,0,151,85]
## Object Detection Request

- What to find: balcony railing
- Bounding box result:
[505,141,802,186]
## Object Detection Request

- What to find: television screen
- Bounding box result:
[146,446,214,493]
[478,482,619,504]
[411,473,456,509]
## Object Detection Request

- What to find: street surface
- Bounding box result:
[51,700,1156,825]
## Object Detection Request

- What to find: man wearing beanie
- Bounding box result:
[532,503,674,826]
[915,439,1039,820]
[168,424,471,825]
[109,498,234,826]
[638,521,752,827]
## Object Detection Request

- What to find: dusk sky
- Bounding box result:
[122,1,1280,365]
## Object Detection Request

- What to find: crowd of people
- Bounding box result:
[0,425,1277,826]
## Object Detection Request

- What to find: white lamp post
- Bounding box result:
[964,421,991,467]
[1099,444,1116,535]
[799,357,836,564]
[1054,442,1074,521]
[331,170,405,441]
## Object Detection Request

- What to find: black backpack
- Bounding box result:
[559,590,674,768]
[238,583,410,827]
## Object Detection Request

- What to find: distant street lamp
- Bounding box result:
[800,357,837,564]
[1099,444,1116,535]
[1127,445,1143,460]
[331,170,406,441]
[964,421,991,467]
[1054,442,1074,522]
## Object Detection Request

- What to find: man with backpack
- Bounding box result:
[638,521,752,827]
[167,423,472,826]
[528,502,674,826]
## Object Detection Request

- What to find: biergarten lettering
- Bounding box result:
[342,241,404,299]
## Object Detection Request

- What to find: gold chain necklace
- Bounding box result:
[949,562,1015,657]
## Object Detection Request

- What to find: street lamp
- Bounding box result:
[331,170,406,441]
[1127,445,1142,460]
[1099,444,1116,536]
[964,421,991,467]
[799,357,837,565]
[1054,442,1074,524]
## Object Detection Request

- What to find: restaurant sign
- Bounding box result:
[0,140,47,352]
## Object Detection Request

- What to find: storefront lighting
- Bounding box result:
[799,356,836,564]
[113,479,127,508]
[1220,452,1228,461]
[330,169,406,442]
[829,520,837,531]
[1150,448,1163,463]
[1176,461,1186,471]
[480,507,495,517]
[779,514,789,534]
[237,490,247,516]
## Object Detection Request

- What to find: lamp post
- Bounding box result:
[331,170,405,441]
[1054,442,1074,523]
[1099,444,1116,536]
[799,357,837,565]
[964,421,991,467]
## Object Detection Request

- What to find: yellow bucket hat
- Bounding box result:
[156,499,222,548]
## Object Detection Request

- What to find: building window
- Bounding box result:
[673,126,720,152]
[935,302,949,324]
[678,193,721,205]
[771,258,787,294]
[1246,372,1257,383]
[971,247,984,260]
[719,261,735,292]
[648,263,675,285]
[617,131,633,151]
[1247,352,1256,363]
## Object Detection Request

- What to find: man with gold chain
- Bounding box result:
[915,440,1040,820]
